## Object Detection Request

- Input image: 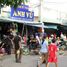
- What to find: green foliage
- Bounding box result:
[0,0,28,8]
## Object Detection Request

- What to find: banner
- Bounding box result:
[11,4,34,21]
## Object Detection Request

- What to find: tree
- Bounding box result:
[0,0,28,8]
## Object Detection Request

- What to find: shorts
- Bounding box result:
[41,52,48,63]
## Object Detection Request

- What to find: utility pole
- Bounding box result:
[39,0,44,33]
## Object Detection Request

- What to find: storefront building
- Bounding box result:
[0,4,43,40]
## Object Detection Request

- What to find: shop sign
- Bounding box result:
[11,4,34,21]
[1,6,11,18]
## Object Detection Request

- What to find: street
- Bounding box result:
[0,54,67,67]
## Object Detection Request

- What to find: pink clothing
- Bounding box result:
[48,43,58,62]
[23,36,27,45]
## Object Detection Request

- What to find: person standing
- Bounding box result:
[38,33,48,67]
[23,35,27,45]
[1,35,12,55]
[47,39,58,67]
[13,32,22,63]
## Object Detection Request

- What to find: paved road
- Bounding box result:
[0,54,67,67]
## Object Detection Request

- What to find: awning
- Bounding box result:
[45,25,57,29]
[62,26,67,30]
[26,23,57,29]
[26,23,45,28]
[0,16,57,29]
[0,16,42,24]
